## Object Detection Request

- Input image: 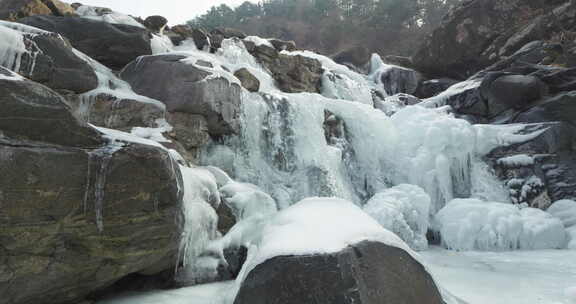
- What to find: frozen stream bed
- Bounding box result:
[421,247,576,304]
[99,247,576,304]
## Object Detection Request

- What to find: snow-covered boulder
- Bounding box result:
[435,199,567,251]
[120,54,242,135]
[233,198,443,304]
[74,4,144,28]
[364,184,431,250]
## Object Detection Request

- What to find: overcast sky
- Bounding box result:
[65,0,258,25]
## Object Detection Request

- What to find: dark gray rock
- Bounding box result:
[234,241,444,304]
[120,54,241,135]
[415,78,459,99]
[18,15,153,70]
[479,72,548,114]
[379,65,421,96]
[0,68,101,147]
[0,22,98,94]
[234,68,260,92]
[412,0,568,79]
[144,15,167,34]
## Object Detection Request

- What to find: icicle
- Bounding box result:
[83,142,123,232]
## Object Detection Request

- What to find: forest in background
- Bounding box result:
[188,0,462,57]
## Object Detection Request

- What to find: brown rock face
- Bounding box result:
[234,68,260,92]
[247,43,323,93]
[0,0,76,21]
[0,69,183,304]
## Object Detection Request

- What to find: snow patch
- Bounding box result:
[244,36,273,48]
[497,154,535,167]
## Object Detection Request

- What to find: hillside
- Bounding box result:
[188,0,462,57]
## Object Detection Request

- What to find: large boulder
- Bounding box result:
[0,68,183,304]
[234,241,443,304]
[479,72,548,113]
[247,43,323,93]
[0,0,75,21]
[0,21,98,93]
[412,0,569,79]
[18,15,153,70]
[120,54,241,135]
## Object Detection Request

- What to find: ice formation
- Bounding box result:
[0,67,23,81]
[363,184,431,250]
[435,199,567,251]
[181,38,544,216]
[548,200,576,250]
[177,166,221,284]
[75,5,145,28]
[548,200,576,228]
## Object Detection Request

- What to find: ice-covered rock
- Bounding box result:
[233,198,443,304]
[18,15,153,70]
[370,54,421,96]
[435,198,567,251]
[364,184,431,250]
[0,21,98,93]
[75,4,144,28]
